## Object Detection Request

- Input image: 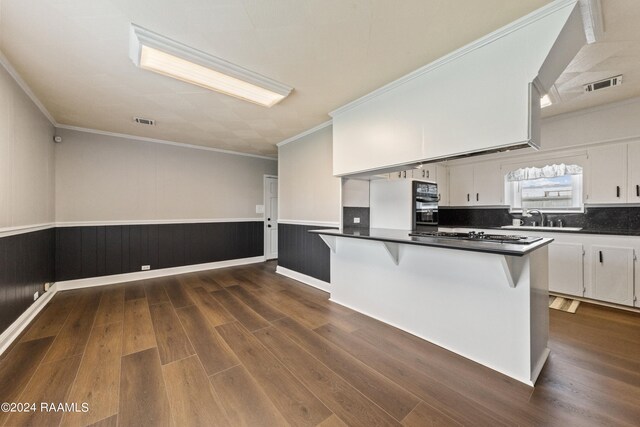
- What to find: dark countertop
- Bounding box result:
[442,225,640,237]
[309,227,553,257]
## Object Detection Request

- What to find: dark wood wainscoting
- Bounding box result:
[277,223,335,282]
[0,229,55,333]
[55,222,264,282]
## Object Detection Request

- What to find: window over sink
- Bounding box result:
[504,164,584,212]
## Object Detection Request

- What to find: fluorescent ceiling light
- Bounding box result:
[129,24,293,107]
[540,94,552,108]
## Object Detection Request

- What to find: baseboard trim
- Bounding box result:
[276,266,331,293]
[0,284,59,356]
[549,292,640,313]
[56,256,266,290]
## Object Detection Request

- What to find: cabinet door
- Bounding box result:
[627,143,640,202]
[473,163,503,205]
[332,76,424,175]
[436,165,449,206]
[412,165,437,181]
[588,145,627,203]
[388,171,405,180]
[448,165,474,206]
[549,243,584,296]
[591,246,635,306]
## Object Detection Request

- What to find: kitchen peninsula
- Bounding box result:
[311,228,553,385]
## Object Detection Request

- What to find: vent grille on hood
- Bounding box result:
[134,117,155,126]
[584,75,622,93]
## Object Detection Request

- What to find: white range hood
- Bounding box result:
[330,0,587,177]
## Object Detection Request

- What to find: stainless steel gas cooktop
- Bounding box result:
[408,231,543,245]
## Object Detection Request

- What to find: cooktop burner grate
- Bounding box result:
[408,231,543,245]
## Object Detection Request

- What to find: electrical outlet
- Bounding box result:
[353,217,361,224]
[141,265,151,271]
[44,282,51,291]
[33,291,39,301]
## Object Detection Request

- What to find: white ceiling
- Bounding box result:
[0,0,553,156]
[543,0,640,116]
[1,1,638,157]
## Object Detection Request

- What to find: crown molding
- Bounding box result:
[276,120,332,148]
[0,50,57,125]
[329,0,578,117]
[1,49,277,161]
[57,125,277,161]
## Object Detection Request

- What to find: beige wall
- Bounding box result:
[541,98,640,150]
[55,129,277,222]
[278,125,340,223]
[0,62,55,229]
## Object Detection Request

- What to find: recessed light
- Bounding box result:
[129,24,293,107]
[540,94,552,108]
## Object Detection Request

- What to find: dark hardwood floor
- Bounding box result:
[1,261,639,426]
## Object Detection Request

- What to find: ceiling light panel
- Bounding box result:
[129,24,293,107]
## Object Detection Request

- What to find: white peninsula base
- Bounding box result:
[321,234,550,386]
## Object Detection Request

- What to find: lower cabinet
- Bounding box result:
[549,242,584,296]
[444,226,639,307]
[591,245,636,306]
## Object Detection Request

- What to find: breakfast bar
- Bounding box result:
[311,228,554,386]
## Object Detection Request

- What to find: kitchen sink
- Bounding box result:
[501,225,583,231]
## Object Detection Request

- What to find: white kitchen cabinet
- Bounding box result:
[442,226,640,308]
[436,165,449,206]
[587,144,627,204]
[449,164,474,206]
[332,76,424,176]
[412,165,437,181]
[388,170,411,180]
[449,163,502,206]
[590,245,635,306]
[548,242,584,296]
[627,143,640,202]
[473,163,503,205]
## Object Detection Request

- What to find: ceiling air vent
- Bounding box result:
[584,75,622,93]
[134,117,155,126]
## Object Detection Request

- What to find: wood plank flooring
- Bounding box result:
[1,261,639,426]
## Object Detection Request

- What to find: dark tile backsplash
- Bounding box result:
[439,206,640,232]
[343,207,370,229]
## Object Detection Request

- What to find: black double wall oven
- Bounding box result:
[413,180,439,231]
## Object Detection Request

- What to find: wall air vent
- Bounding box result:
[134,117,155,126]
[584,75,622,93]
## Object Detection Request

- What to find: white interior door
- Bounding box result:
[264,177,278,260]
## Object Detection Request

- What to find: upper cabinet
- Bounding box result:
[627,143,640,202]
[436,165,449,206]
[449,165,474,206]
[473,163,503,206]
[587,144,627,204]
[412,164,437,181]
[587,142,640,204]
[332,76,425,176]
[331,3,584,176]
[449,163,502,206]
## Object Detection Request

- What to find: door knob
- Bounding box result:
[267,218,271,221]
[267,224,272,228]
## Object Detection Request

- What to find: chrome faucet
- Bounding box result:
[523,209,545,227]
[527,209,544,227]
